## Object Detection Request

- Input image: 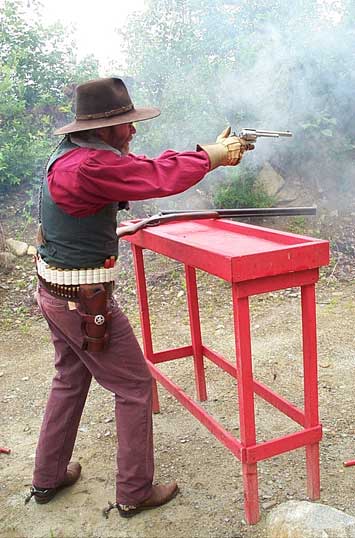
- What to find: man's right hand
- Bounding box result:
[215,126,251,165]
[197,126,254,170]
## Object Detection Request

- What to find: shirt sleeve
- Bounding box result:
[76,149,211,203]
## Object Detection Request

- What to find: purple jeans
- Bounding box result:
[33,285,154,505]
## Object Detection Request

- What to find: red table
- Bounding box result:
[120,218,329,524]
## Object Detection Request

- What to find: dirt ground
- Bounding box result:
[1,198,355,538]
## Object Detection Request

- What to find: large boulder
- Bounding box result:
[6,238,28,257]
[267,500,355,538]
[256,162,285,198]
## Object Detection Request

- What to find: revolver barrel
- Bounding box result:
[240,128,293,140]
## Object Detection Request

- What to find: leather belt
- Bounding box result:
[38,275,114,301]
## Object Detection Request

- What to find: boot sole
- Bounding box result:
[118,487,179,518]
[34,489,59,504]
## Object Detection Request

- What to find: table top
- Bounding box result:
[120,218,329,282]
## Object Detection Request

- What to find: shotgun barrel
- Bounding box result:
[159,207,316,218]
[116,207,317,239]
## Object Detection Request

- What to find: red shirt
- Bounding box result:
[48,146,211,217]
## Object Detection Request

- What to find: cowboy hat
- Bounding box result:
[54,77,160,135]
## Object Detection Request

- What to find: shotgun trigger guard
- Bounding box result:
[146,219,162,228]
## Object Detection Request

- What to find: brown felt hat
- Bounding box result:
[54,77,160,135]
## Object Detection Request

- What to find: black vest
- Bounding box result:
[38,138,125,269]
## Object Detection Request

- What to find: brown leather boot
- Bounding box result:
[104,482,179,518]
[25,462,82,505]
[118,482,179,518]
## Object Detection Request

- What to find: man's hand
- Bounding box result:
[197,126,254,170]
[215,126,233,143]
[215,126,251,165]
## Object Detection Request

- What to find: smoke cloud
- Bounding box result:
[126,1,355,210]
[219,9,355,205]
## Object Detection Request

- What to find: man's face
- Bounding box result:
[96,122,136,153]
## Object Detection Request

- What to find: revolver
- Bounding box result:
[236,128,293,143]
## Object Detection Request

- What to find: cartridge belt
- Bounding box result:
[36,255,117,300]
[38,275,114,301]
[36,255,119,286]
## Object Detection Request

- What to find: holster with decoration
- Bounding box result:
[78,283,112,352]
[196,126,253,170]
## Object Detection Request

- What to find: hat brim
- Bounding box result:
[54,106,161,135]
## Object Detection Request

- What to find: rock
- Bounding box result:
[267,500,355,537]
[263,500,278,510]
[0,251,16,268]
[256,162,285,197]
[27,245,37,256]
[6,239,28,257]
[277,184,304,204]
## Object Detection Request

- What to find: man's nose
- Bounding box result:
[130,123,136,134]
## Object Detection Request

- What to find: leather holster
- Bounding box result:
[78,283,112,352]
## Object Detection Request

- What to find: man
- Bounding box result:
[25,77,251,518]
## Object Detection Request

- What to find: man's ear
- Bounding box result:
[95,126,111,143]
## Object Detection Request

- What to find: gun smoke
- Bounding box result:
[128,1,354,211]
[221,16,355,208]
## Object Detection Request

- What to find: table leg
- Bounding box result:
[131,244,160,413]
[301,283,321,500]
[232,285,260,524]
[185,265,207,401]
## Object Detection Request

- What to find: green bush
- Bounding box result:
[0,0,99,192]
[213,165,276,209]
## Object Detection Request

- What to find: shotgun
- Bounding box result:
[116,206,316,239]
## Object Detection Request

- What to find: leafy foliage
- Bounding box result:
[119,0,355,203]
[0,0,99,191]
[119,0,244,155]
[213,164,275,209]
[1,0,354,209]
